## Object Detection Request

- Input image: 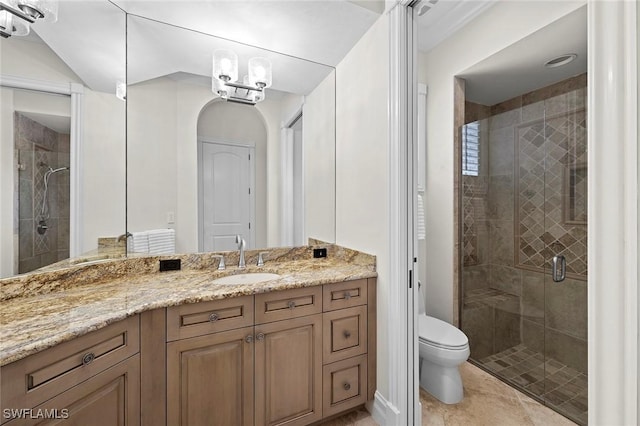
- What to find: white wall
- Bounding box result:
[335,13,390,397]
[420,0,585,323]
[303,71,336,243]
[0,38,125,277]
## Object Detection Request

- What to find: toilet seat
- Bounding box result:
[418,315,468,350]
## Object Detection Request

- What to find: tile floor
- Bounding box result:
[319,362,577,426]
[479,344,587,425]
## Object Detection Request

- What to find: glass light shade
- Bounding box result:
[248,57,272,88]
[212,49,238,83]
[17,0,58,22]
[211,77,228,98]
[0,11,30,36]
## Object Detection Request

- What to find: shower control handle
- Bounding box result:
[552,255,566,282]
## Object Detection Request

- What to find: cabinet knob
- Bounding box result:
[256,332,265,341]
[287,300,296,309]
[343,330,351,339]
[245,335,253,343]
[209,313,219,322]
[82,352,95,366]
[344,291,351,300]
[343,382,351,391]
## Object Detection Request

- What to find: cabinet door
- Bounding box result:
[255,315,322,426]
[167,326,254,426]
[4,355,140,426]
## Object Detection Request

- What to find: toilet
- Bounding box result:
[418,287,470,404]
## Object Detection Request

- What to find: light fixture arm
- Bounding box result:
[0,1,35,24]
[224,80,264,93]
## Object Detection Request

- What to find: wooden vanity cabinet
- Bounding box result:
[1,316,141,426]
[321,279,372,417]
[254,288,323,426]
[166,326,255,426]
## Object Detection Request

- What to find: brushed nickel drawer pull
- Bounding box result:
[209,313,219,322]
[343,330,351,338]
[287,300,296,309]
[245,335,253,343]
[82,352,95,366]
[344,291,351,300]
[256,332,265,341]
[343,382,351,391]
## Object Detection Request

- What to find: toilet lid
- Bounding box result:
[418,315,468,349]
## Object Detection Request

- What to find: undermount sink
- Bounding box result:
[211,272,281,285]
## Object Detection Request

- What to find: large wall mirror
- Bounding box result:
[126,15,336,253]
[1,0,380,278]
[0,1,126,279]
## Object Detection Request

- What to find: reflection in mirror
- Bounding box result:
[0,2,126,278]
[126,15,336,254]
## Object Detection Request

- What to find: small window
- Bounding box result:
[462,121,480,176]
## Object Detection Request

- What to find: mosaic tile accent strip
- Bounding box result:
[479,344,587,426]
[515,109,587,280]
[462,177,487,266]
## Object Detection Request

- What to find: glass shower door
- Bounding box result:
[541,89,588,425]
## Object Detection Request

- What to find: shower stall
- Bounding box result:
[15,112,71,273]
[459,74,588,425]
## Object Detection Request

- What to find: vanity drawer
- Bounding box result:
[166,296,254,341]
[254,286,322,324]
[323,305,367,364]
[1,316,139,417]
[323,280,368,311]
[322,355,368,418]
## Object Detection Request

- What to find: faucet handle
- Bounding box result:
[212,254,225,270]
[257,251,269,267]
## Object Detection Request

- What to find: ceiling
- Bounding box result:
[456,5,587,105]
[27,0,381,95]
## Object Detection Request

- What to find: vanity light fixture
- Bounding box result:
[212,49,272,105]
[0,0,57,38]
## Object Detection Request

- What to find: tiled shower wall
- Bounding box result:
[461,74,588,374]
[14,113,70,274]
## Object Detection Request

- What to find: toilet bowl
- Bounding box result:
[418,314,470,404]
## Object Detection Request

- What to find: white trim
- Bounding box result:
[388,2,417,425]
[367,390,401,425]
[0,74,84,257]
[588,0,638,424]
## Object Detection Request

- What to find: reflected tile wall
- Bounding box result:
[14,113,70,274]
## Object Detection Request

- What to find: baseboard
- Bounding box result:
[367,391,401,425]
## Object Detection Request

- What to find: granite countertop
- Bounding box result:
[0,244,376,366]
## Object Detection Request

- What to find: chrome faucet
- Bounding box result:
[236,235,246,269]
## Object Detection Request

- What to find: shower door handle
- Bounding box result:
[552,255,566,282]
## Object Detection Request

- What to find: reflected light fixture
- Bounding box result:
[0,0,57,38]
[212,49,272,105]
[116,81,126,101]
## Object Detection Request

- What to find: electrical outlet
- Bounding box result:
[313,248,327,259]
[159,259,181,272]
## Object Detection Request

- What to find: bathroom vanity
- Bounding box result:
[0,245,376,426]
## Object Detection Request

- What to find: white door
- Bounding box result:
[200,142,254,251]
